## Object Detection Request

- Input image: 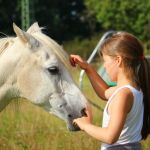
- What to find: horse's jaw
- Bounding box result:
[31,94,83,132]
[43,93,87,132]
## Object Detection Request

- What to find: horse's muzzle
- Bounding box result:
[68,108,87,131]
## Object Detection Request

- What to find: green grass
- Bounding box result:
[0,69,150,150]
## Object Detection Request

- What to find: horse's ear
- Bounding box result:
[27,22,42,34]
[13,23,39,48]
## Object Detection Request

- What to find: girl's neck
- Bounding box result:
[117,71,138,88]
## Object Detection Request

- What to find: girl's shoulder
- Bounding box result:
[106,84,139,100]
[109,87,134,114]
[114,87,133,100]
[110,85,134,103]
[113,85,142,100]
[105,86,118,99]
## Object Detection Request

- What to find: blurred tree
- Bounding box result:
[0,0,21,35]
[84,0,150,40]
[34,0,98,42]
[0,0,99,42]
[3,0,150,43]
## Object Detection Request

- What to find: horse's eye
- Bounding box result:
[48,66,59,75]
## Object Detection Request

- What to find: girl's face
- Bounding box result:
[102,54,119,82]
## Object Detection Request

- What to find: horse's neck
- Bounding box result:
[0,72,19,106]
[0,38,21,111]
[0,84,19,112]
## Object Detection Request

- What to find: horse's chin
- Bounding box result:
[67,120,81,131]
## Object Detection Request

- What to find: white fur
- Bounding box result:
[0,23,87,131]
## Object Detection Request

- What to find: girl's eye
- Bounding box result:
[48,66,59,75]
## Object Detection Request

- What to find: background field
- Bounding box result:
[0,68,149,150]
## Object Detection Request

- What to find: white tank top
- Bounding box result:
[101,85,144,150]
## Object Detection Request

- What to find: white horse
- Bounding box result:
[0,23,87,131]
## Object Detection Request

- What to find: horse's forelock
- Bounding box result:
[33,32,72,71]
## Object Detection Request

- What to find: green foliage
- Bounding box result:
[0,0,21,35]
[34,0,99,42]
[1,0,150,45]
[84,0,150,40]
[144,41,150,55]
[0,0,98,42]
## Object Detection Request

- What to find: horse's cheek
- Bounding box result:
[17,68,41,98]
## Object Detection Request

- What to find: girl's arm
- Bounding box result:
[85,65,109,100]
[74,88,133,144]
[70,55,109,100]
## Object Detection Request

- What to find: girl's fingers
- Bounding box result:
[73,119,78,125]
[69,55,76,67]
[70,55,82,67]
[69,54,88,70]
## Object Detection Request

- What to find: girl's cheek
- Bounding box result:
[103,62,109,69]
[105,63,117,79]
[104,62,111,71]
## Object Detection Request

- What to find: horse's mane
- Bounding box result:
[0,37,14,56]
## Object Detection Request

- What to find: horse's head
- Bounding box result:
[1,23,87,131]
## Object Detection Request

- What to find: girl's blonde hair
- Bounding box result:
[100,32,150,140]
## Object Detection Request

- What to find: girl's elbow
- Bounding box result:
[107,138,117,145]
[106,135,118,145]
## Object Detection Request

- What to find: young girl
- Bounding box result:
[69,32,150,149]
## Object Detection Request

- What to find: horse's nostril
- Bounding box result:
[81,108,87,117]
[68,114,72,118]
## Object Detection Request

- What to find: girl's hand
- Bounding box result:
[69,55,89,70]
[73,105,92,130]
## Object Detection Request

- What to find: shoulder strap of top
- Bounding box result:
[105,85,143,115]
[108,85,133,105]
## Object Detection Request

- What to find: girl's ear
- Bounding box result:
[116,55,122,67]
